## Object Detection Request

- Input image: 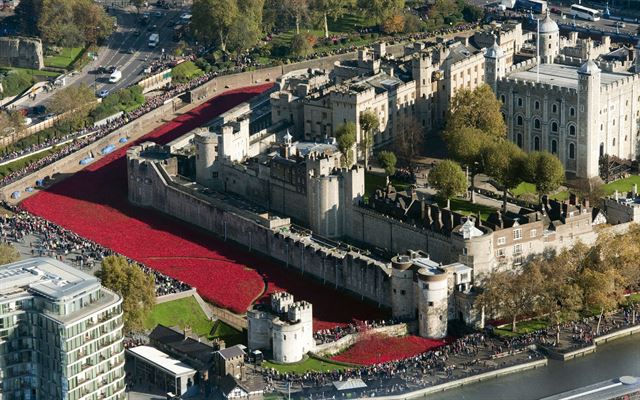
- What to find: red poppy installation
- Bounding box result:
[22,84,387,331]
[331,334,446,365]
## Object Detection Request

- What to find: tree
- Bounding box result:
[357,0,404,24]
[533,256,583,345]
[394,116,424,174]
[428,160,467,208]
[98,255,155,333]
[476,265,543,333]
[382,13,405,34]
[29,0,114,46]
[0,110,25,134]
[428,0,463,26]
[191,0,238,52]
[446,85,506,139]
[483,140,526,211]
[0,243,20,265]
[47,83,96,123]
[311,0,354,38]
[377,151,397,181]
[579,267,624,335]
[359,110,378,171]
[228,0,265,55]
[444,85,507,203]
[525,151,565,203]
[282,0,309,34]
[444,127,491,203]
[336,122,357,167]
[290,33,317,57]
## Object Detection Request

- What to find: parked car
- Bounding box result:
[97,89,110,98]
[106,65,117,74]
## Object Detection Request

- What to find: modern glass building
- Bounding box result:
[0,257,125,400]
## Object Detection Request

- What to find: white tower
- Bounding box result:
[577,59,601,179]
[538,11,560,64]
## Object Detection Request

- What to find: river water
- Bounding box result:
[425,334,640,400]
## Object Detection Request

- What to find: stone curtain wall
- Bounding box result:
[128,160,392,308]
[0,37,44,70]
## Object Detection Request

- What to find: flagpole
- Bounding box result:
[537,15,540,82]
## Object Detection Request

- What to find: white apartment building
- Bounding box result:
[0,258,125,400]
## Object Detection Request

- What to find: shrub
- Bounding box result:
[90,86,145,122]
[171,61,205,84]
[290,33,317,57]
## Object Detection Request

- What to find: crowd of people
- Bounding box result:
[0,202,191,297]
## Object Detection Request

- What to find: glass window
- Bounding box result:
[569,143,575,159]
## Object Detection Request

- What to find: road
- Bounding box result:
[16,2,185,110]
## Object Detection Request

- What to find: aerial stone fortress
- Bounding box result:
[126,17,640,354]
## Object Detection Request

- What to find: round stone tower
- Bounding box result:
[538,11,560,64]
[417,267,448,339]
[194,129,218,186]
[390,255,415,320]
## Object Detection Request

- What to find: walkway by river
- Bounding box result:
[426,333,640,400]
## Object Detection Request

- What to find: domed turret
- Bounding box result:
[578,59,600,76]
[485,42,504,59]
[539,12,559,33]
[538,11,560,63]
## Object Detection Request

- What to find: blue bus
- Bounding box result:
[515,0,547,14]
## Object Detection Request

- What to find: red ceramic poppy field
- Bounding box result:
[330,334,446,365]
[21,84,387,331]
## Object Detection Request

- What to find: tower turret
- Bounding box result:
[577,59,601,178]
[538,11,560,64]
[484,39,506,92]
[390,255,415,320]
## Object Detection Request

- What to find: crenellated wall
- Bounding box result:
[127,149,393,310]
[0,37,44,70]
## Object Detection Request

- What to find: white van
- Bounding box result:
[148,33,159,47]
[109,70,122,83]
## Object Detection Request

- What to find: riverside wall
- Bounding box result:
[0,98,181,201]
[127,157,392,311]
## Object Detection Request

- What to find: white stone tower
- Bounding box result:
[417,267,448,339]
[194,129,218,186]
[484,40,507,93]
[538,11,560,64]
[390,255,415,320]
[577,59,601,179]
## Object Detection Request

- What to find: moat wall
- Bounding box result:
[127,158,392,311]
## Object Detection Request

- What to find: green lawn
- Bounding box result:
[512,182,536,197]
[446,198,496,221]
[602,175,640,196]
[511,181,569,203]
[365,172,410,198]
[0,149,56,179]
[0,67,60,78]
[494,319,548,338]
[211,321,245,346]
[44,47,84,69]
[262,356,347,374]
[143,296,214,337]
